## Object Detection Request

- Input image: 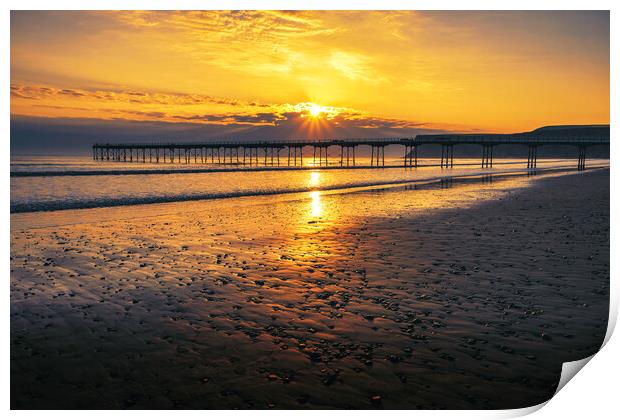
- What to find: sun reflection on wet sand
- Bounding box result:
[308,170,324,220]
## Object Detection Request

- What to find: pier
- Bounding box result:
[93,125,609,171]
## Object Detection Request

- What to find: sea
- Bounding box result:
[10,155,609,214]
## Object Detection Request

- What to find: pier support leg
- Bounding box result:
[578,146,587,171]
[372,146,384,167]
[371,146,375,167]
[450,145,454,168]
[441,144,446,168]
[482,145,493,168]
[404,144,418,168]
[527,145,538,169]
[442,144,454,168]
[404,145,409,167]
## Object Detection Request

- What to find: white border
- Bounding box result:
[4,1,619,11]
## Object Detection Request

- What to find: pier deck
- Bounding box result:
[92,125,609,170]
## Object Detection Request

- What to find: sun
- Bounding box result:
[309,103,323,118]
[294,102,340,123]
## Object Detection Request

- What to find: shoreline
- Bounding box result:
[11,168,609,409]
[10,158,581,178]
[10,163,610,215]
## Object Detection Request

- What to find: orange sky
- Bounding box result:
[11,10,610,135]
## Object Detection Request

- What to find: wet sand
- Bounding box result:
[10,169,609,409]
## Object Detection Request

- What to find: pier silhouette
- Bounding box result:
[93,125,609,171]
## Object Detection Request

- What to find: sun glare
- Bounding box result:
[291,102,343,124]
[309,103,323,118]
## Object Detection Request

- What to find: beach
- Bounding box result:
[10,168,609,409]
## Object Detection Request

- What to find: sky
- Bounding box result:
[10,10,610,153]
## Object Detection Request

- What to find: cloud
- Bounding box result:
[328,51,382,83]
[11,82,473,136]
[111,10,331,41]
[11,11,610,135]
[172,112,283,125]
[10,84,250,107]
[11,113,450,156]
[104,11,388,77]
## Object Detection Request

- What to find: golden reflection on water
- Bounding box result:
[308,171,323,219]
[310,190,322,218]
[289,171,542,265]
[309,171,321,187]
